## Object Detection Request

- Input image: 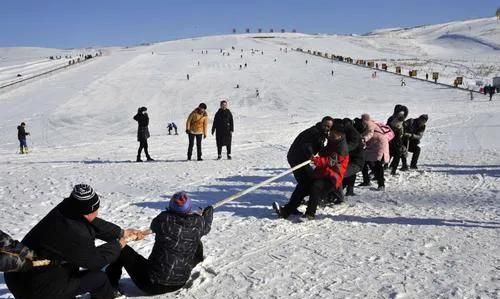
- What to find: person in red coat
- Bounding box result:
[307,119,349,219]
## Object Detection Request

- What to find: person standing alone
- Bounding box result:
[17,122,30,154]
[134,107,154,162]
[212,100,234,160]
[186,103,208,161]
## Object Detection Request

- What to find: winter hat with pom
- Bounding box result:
[169,191,192,214]
[69,184,100,215]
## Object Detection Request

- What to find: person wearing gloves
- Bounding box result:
[401,114,428,170]
[186,103,208,161]
[273,116,333,219]
[17,122,30,154]
[106,191,213,295]
[5,184,140,299]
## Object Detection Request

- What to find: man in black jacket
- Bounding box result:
[273,116,333,218]
[134,107,154,162]
[106,191,213,295]
[341,118,365,197]
[212,100,234,160]
[4,184,138,299]
[401,114,428,170]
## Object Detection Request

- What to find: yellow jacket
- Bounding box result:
[186,109,208,135]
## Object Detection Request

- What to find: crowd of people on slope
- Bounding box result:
[1,184,213,299]
[132,100,234,162]
[273,104,428,220]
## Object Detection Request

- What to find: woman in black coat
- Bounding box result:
[134,107,154,162]
[211,100,234,160]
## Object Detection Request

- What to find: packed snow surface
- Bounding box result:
[0,17,499,298]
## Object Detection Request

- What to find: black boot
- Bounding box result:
[136,156,142,162]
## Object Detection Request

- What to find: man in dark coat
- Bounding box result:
[273,117,333,218]
[17,122,30,154]
[401,114,428,170]
[211,100,234,160]
[106,192,213,295]
[387,108,408,175]
[134,107,154,162]
[341,118,365,196]
[4,184,136,299]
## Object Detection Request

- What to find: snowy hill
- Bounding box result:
[0,17,499,299]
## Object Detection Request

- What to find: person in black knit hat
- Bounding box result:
[5,184,144,299]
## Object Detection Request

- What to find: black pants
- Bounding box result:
[362,160,385,187]
[305,178,335,216]
[5,268,116,299]
[216,134,232,156]
[137,139,151,159]
[188,133,203,159]
[343,163,362,192]
[401,143,421,167]
[75,270,117,299]
[283,164,314,214]
[106,246,186,295]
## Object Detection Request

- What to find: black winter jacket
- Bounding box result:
[402,118,426,147]
[134,112,150,141]
[343,123,365,168]
[147,208,213,286]
[0,230,34,272]
[17,126,29,140]
[211,109,234,146]
[5,199,122,299]
[287,123,327,166]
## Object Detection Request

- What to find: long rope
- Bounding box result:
[213,159,311,209]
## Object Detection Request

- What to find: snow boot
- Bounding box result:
[217,155,222,160]
[227,155,232,160]
[358,181,370,187]
[376,185,385,191]
[302,213,315,221]
[146,157,154,161]
[136,156,143,162]
[272,202,289,219]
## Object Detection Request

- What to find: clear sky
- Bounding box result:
[1,0,498,48]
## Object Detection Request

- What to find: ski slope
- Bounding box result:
[0,18,499,299]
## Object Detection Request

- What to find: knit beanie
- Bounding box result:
[69,184,100,215]
[169,191,192,214]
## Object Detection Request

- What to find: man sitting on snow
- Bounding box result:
[5,184,141,299]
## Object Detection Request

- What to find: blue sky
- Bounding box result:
[1,0,498,48]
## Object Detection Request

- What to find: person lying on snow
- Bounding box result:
[106,191,213,295]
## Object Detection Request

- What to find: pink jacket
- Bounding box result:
[361,120,390,163]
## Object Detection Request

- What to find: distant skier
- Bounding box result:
[212,100,234,160]
[331,70,334,76]
[470,89,474,101]
[400,78,406,86]
[426,73,429,80]
[305,60,308,64]
[372,71,377,78]
[256,89,260,97]
[186,103,208,161]
[487,85,495,101]
[244,63,247,68]
[187,74,190,80]
[134,107,154,162]
[17,122,30,154]
[167,122,178,135]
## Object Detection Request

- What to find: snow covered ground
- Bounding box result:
[0,17,499,299]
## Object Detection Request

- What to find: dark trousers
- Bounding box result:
[5,268,116,299]
[283,164,314,214]
[137,139,151,159]
[402,143,421,167]
[343,163,362,192]
[75,270,117,299]
[217,144,232,156]
[305,178,335,216]
[188,133,203,159]
[106,246,185,295]
[362,160,385,187]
